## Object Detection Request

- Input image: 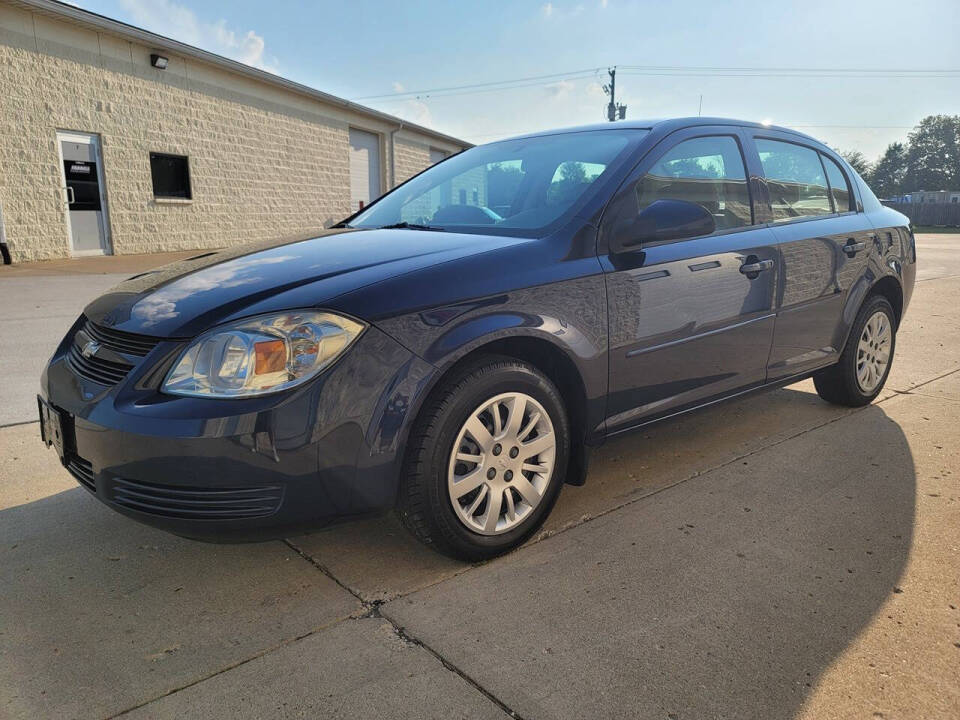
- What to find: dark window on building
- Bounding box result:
[149,153,192,199]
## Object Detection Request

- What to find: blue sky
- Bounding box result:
[75,0,960,160]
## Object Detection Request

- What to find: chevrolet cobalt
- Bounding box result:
[40,118,915,560]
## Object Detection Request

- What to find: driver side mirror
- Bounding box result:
[616,199,716,250]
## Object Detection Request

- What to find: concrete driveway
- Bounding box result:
[1,237,958,719]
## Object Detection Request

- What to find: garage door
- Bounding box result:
[349,129,381,212]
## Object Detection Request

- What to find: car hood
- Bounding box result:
[84,228,531,337]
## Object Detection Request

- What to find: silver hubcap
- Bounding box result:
[447,392,556,536]
[856,310,892,393]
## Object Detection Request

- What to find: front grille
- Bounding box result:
[82,320,162,357]
[66,319,164,386]
[67,343,132,385]
[66,456,96,492]
[111,478,284,520]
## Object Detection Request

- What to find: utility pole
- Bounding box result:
[603,67,626,121]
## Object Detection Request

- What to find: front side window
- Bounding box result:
[821,153,852,212]
[149,152,191,199]
[350,130,641,235]
[755,139,831,221]
[635,135,752,231]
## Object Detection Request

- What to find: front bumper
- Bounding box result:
[41,318,436,541]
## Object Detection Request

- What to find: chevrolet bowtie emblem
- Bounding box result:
[81,340,101,358]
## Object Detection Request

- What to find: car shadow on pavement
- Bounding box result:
[1,392,916,719]
[381,400,919,720]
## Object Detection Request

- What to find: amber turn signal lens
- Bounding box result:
[254,339,286,374]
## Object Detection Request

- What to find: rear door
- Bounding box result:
[599,127,779,433]
[747,133,875,379]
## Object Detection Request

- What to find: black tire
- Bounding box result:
[397,355,570,561]
[814,294,896,407]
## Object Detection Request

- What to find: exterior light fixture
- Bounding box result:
[150,54,168,70]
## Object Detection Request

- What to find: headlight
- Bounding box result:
[162,311,365,398]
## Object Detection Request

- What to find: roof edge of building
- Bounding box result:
[10,0,472,149]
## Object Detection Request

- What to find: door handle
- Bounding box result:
[843,238,865,256]
[739,257,774,278]
[63,186,75,205]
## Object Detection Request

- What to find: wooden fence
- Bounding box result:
[882,202,960,227]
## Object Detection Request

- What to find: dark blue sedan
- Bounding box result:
[40,118,915,560]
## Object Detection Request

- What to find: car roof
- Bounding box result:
[498,117,824,146]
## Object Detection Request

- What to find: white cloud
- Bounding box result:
[541,3,554,18]
[601,0,608,8]
[118,0,277,72]
[392,81,406,93]
[585,80,607,100]
[392,99,433,127]
[544,79,575,99]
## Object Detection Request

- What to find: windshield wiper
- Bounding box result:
[378,222,445,232]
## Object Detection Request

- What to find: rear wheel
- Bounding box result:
[814,294,896,407]
[397,356,570,561]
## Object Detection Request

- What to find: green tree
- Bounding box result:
[903,114,960,190]
[840,149,871,177]
[868,142,908,198]
[485,162,524,211]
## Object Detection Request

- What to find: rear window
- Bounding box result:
[756,139,831,222]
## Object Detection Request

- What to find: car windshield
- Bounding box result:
[348,130,643,236]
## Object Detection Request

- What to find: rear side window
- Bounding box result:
[755,139,831,222]
[820,153,852,212]
[636,135,752,230]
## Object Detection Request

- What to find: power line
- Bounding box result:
[620,70,960,79]
[619,64,960,74]
[353,63,960,103]
[353,67,603,101]
[361,73,601,104]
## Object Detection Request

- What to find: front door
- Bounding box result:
[600,130,778,433]
[57,131,111,256]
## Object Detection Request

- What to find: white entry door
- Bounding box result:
[57,131,112,256]
[349,128,381,212]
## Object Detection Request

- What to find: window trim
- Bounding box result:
[818,151,855,215]
[149,152,192,200]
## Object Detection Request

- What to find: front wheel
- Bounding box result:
[397,356,570,561]
[814,294,896,407]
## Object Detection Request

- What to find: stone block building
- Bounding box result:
[0,0,469,263]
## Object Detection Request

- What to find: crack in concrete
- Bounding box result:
[0,419,39,429]
[106,613,353,719]
[282,537,525,719]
